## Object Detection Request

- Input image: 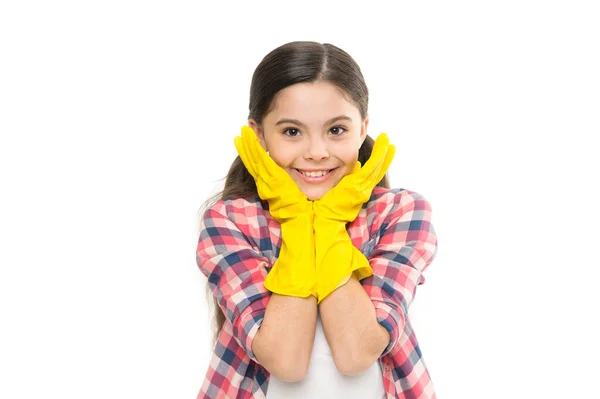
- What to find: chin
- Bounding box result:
[306,193,324,201]
[302,187,330,201]
[294,173,345,201]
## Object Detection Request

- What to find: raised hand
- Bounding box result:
[313,133,396,302]
[234,126,317,298]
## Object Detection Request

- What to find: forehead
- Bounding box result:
[267,81,360,122]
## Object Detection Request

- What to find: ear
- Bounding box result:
[248,119,268,150]
[359,117,369,146]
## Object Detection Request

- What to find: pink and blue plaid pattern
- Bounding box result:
[196,186,439,398]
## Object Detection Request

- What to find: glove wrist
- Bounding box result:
[264,209,316,298]
[313,218,372,303]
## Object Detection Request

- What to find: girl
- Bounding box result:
[196,41,438,399]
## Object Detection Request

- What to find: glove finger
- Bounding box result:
[362,134,396,187]
[338,157,385,208]
[321,154,382,210]
[241,127,262,175]
[241,130,278,200]
[360,146,388,186]
[354,145,394,197]
[243,126,280,181]
[360,133,389,178]
[234,134,258,179]
[369,134,390,166]
[336,161,361,190]
[375,144,396,184]
[242,127,301,202]
[240,127,272,184]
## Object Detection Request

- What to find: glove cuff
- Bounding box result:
[263,211,316,298]
[315,235,372,303]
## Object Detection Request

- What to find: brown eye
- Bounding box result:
[329,126,347,136]
[283,128,300,137]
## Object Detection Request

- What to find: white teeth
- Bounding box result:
[300,170,329,177]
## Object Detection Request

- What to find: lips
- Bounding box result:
[293,167,338,183]
[297,169,333,177]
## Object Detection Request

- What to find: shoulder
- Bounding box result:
[369,185,432,207]
[364,186,434,229]
[348,186,434,250]
[201,196,268,225]
[200,196,276,254]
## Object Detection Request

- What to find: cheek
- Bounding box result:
[268,149,294,169]
[335,146,360,169]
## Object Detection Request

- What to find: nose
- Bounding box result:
[304,136,329,161]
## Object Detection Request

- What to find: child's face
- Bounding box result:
[249,81,368,201]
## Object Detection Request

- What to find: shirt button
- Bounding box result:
[385,365,391,372]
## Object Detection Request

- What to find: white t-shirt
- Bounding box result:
[267,308,386,399]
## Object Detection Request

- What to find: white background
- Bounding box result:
[1,1,598,398]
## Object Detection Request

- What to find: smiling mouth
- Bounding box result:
[295,168,337,177]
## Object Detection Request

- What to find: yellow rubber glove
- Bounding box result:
[234,126,317,298]
[313,133,396,303]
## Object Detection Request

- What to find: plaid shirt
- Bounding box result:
[196,186,439,399]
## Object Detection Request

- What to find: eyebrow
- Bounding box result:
[274,115,353,127]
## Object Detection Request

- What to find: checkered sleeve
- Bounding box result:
[363,189,438,357]
[196,200,270,363]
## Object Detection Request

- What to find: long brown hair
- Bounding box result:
[198,41,390,345]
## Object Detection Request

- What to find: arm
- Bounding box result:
[319,274,389,375]
[197,200,316,381]
[253,294,317,382]
[320,190,438,373]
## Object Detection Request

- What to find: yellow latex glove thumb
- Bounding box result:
[234,126,317,298]
[313,133,396,303]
